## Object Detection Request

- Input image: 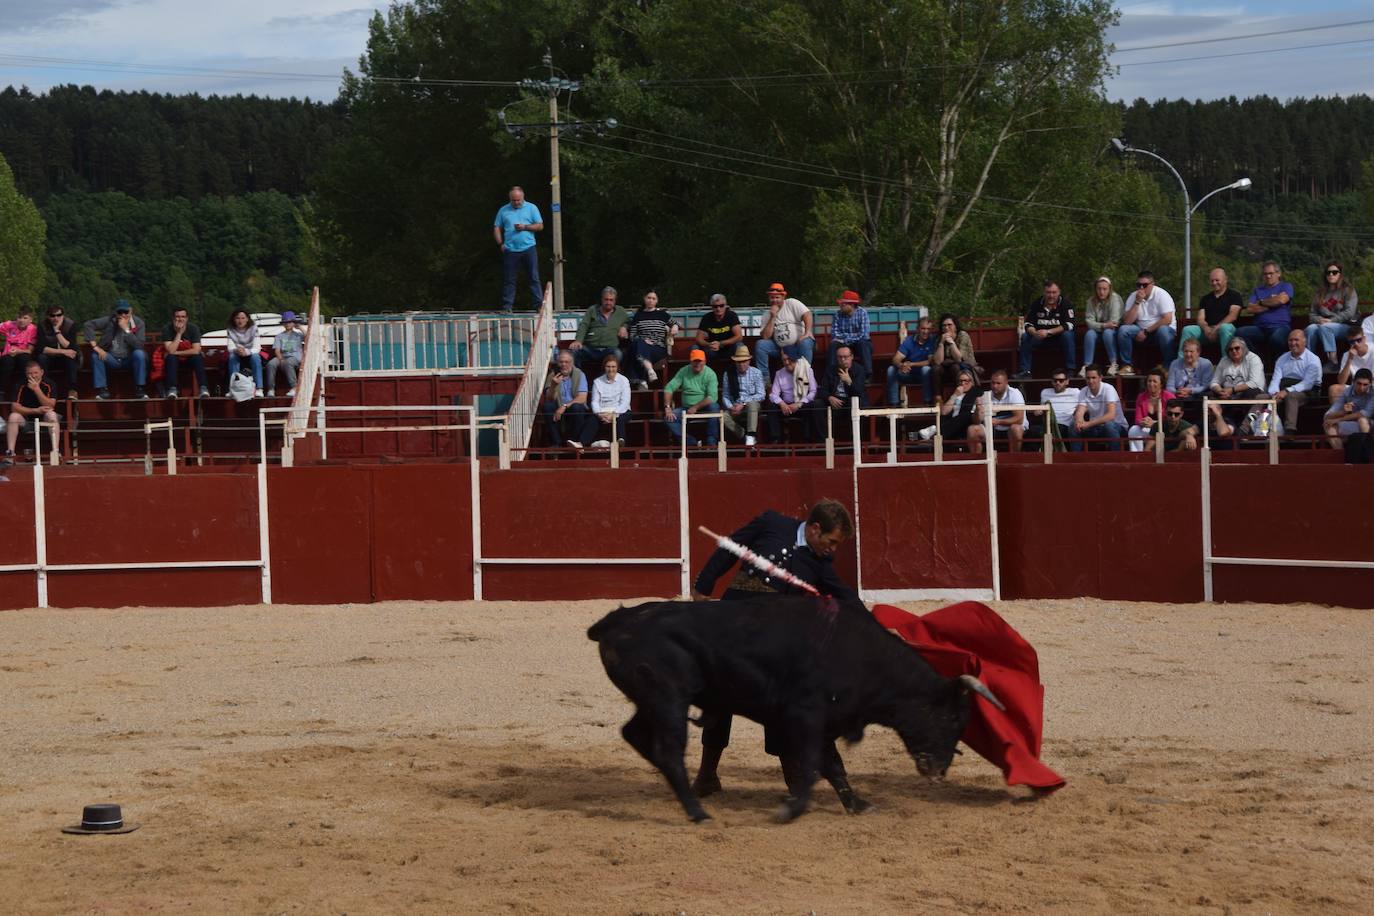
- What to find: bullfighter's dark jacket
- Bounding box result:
[695,510,857,601]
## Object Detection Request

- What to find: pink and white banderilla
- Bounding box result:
[696,525,820,596]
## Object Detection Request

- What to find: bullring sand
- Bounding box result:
[0,598,1370,914]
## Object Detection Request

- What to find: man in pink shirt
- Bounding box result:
[0,307,38,401]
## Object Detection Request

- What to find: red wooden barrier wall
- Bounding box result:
[0,460,1370,610]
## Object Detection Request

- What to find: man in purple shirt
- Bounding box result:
[765,351,817,442]
[1237,260,1294,361]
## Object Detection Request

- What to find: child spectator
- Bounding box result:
[0,307,38,401]
[266,311,305,397]
[1,361,57,467]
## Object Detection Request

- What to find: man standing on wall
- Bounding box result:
[493,186,544,311]
[689,498,857,797]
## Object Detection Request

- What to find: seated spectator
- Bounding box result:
[814,343,868,440]
[1179,267,1242,360]
[766,352,816,443]
[225,308,264,397]
[918,368,982,441]
[754,282,815,374]
[35,305,79,400]
[1081,277,1122,376]
[1208,337,1266,439]
[1127,367,1175,452]
[543,349,592,450]
[1268,328,1322,433]
[1,361,58,468]
[886,317,937,405]
[1116,271,1176,376]
[721,344,765,447]
[84,299,148,400]
[0,307,38,401]
[694,294,744,376]
[663,348,719,447]
[265,310,304,397]
[934,313,977,387]
[1160,403,1198,451]
[1323,368,1374,450]
[161,306,208,399]
[1330,325,1374,401]
[829,290,872,376]
[1015,280,1075,379]
[1037,369,1079,439]
[624,290,677,391]
[1237,260,1293,361]
[1166,338,1214,401]
[1069,364,1125,451]
[588,353,631,449]
[1304,261,1358,373]
[570,286,629,375]
[969,369,1025,454]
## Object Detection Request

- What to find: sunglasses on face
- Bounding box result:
[1228,346,1243,352]
[1053,377,1068,383]
[1327,269,1341,275]
[1167,411,1183,418]
[1136,282,1151,288]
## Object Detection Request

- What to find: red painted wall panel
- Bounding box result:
[856,464,992,591]
[47,568,260,609]
[268,466,373,604]
[0,468,38,608]
[370,464,475,601]
[45,474,259,566]
[481,566,679,601]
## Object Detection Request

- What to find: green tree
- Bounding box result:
[0,153,48,316]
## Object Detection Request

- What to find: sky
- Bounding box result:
[1,1,1373,103]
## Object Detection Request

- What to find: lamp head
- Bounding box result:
[1110,138,1128,153]
[1233,177,1253,191]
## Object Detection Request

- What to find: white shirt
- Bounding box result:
[989,386,1029,430]
[1077,382,1121,422]
[1039,386,1081,427]
[1340,345,1374,378]
[769,297,810,347]
[1362,314,1374,341]
[1124,287,1177,330]
[591,373,631,414]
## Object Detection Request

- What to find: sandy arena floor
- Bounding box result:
[0,597,1370,914]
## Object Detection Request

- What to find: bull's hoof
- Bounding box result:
[843,795,872,815]
[692,774,723,798]
[773,797,808,824]
[688,808,712,823]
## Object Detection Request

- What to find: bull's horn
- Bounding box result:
[958,675,1006,712]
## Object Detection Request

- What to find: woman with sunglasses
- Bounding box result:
[916,368,982,442]
[1304,262,1359,374]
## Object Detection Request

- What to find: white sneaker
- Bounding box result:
[590,439,610,449]
[918,425,936,440]
[632,380,648,392]
[254,388,264,398]
[566,439,583,450]
[1107,362,1119,377]
[266,390,276,398]
[642,358,657,383]
[1077,366,1087,378]
[165,388,178,398]
[745,434,756,447]
[286,388,296,397]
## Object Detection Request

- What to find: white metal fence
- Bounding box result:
[504,286,556,461]
[327,310,538,376]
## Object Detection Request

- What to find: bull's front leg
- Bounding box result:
[774,709,824,824]
[819,740,871,814]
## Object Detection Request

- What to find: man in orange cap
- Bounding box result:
[829,289,872,375]
[754,282,814,375]
[663,348,720,446]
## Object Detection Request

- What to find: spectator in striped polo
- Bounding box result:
[623,290,678,391]
[829,290,872,375]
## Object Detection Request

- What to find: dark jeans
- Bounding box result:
[1019,330,1076,375]
[1067,422,1124,452]
[590,410,629,444]
[575,345,622,376]
[1237,325,1288,361]
[36,353,78,397]
[766,401,817,443]
[163,353,207,394]
[543,401,592,447]
[0,352,33,399]
[624,340,668,382]
[500,246,541,310]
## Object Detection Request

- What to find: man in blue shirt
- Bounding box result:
[1322,368,1374,449]
[492,186,544,311]
[886,318,937,405]
[1268,328,1323,432]
[1238,260,1294,361]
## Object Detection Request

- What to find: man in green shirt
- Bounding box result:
[570,286,630,374]
[663,349,720,446]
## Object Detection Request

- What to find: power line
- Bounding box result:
[1112,17,1374,52]
[1117,36,1374,68]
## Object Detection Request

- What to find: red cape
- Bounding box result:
[872,602,1066,794]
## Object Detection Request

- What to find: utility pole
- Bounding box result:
[500,50,615,312]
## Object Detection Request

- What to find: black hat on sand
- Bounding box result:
[62,803,140,835]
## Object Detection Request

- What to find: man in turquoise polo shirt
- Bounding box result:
[493,186,544,311]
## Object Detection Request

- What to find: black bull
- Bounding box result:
[587,596,1003,823]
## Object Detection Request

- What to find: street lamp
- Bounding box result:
[1111,138,1251,318]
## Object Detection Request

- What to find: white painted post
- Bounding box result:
[470,411,484,601]
[1201,445,1213,602]
[677,456,690,598]
[257,461,272,604]
[33,458,47,608]
[986,435,1001,601]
